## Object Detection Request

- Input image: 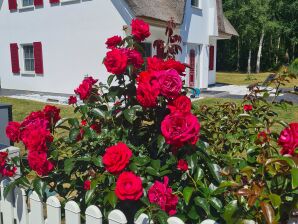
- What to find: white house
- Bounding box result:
[0,0,237,94]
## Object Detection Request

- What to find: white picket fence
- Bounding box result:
[0,178,218,224]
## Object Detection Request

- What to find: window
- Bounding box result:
[191,0,199,7]
[140,42,152,58]
[22,0,34,7]
[23,45,35,72]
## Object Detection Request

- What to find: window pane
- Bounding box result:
[140,43,152,58]
[23,45,35,72]
[191,0,199,7]
[23,0,33,7]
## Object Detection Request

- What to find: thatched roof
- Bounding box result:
[125,0,238,36]
[125,0,186,24]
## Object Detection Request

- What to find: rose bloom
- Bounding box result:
[127,49,144,69]
[104,48,128,75]
[75,77,98,100]
[161,111,200,148]
[157,69,182,99]
[103,142,133,174]
[21,119,53,152]
[105,35,122,49]
[90,123,101,133]
[21,111,46,128]
[257,131,269,145]
[83,180,91,191]
[168,95,191,113]
[148,176,179,215]
[243,104,253,111]
[76,128,85,141]
[279,123,298,156]
[81,120,87,126]
[131,19,151,42]
[28,151,54,176]
[177,159,188,172]
[0,152,16,177]
[137,82,160,108]
[68,96,77,105]
[6,121,21,142]
[147,57,165,71]
[164,59,186,75]
[115,171,143,201]
[43,105,61,125]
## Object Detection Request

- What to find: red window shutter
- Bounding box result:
[34,0,43,6]
[189,49,195,87]
[33,42,44,74]
[49,0,60,3]
[209,45,214,71]
[8,0,17,10]
[10,43,20,74]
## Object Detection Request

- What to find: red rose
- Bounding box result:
[279,123,298,156]
[131,19,151,42]
[68,96,77,105]
[161,112,200,148]
[104,48,128,75]
[105,35,122,49]
[2,166,17,177]
[243,104,253,111]
[164,59,186,75]
[0,152,16,177]
[115,171,143,200]
[147,57,165,71]
[84,180,91,190]
[127,49,144,69]
[81,120,87,126]
[148,176,178,215]
[21,119,53,152]
[103,142,133,174]
[257,131,269,145]
[43,105,61,125]
[177,159,188,172]
[28,151,54,176]
[6,121,21,142]
[76,128,85,141]
[90,123,101,133]
[75,77,98,100]
[157,69,182,99]
[137,82,160,108]
[21,111,46,128]
[168,95,191,113]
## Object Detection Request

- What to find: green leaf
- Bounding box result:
[210,197,223,211]
[3,181,17,198]
[69,129,80,141]
[107,191,117,208]
[222,200,240,223]
[64,159,75,175]
[183,187,194,205]
[155,210,168,224]
[291,167,298,189]
[146,167,159,176]
[92,156,102,167]
[194,167,204,182]
[107,75,115,86]
[123,108,136,124]
[85,189,95,205]
[91,108,106,119]
[194,196,210,215]
[188,205,200,220]
[269,194,281,209]
[32,178,46,198]
[151,160,161,171]
[68,118,80,128]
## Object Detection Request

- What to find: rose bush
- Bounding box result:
[3,19,298,223]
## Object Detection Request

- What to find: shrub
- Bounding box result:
[289,58,298,76]
[4,19,298,223]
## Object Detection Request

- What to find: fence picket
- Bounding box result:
[200,220,217,224]
[135,213,150,224]
[65,201,81,224]
[167,217,184,224]
[85,205,102,224]
[14,187,28,224]
[108,209,127,224]
[45,196,61,224]
[29,191,45,224]
[0,179,15,224]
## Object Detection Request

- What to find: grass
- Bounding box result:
[217,72,298,88]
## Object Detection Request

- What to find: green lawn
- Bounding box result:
[217,72,298,88]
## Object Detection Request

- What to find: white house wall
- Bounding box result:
[0,0,133,94]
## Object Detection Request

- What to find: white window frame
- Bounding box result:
[60,0,81,3]
[18,0,34,9]
[20,43,35,75]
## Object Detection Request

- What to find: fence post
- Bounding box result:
[45,196,61,224]
[108,209,127,224]
[0,178,15,224]
[65,201,81,224]
[85,205,102,224]
[29,191,45,224]
[135,213,150,224]
[14,187,28,224]
[168,217,185,224]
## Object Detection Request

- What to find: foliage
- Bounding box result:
[289,58,298,75]
[4,20,298,224]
